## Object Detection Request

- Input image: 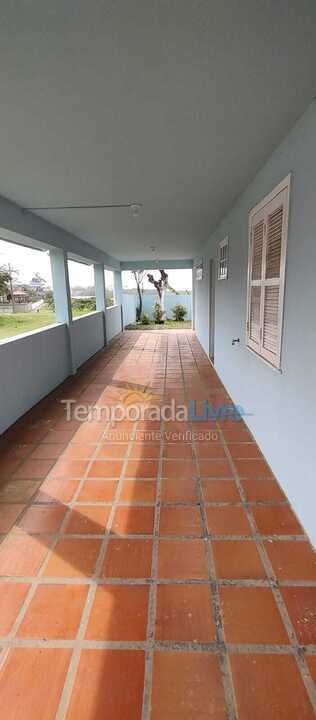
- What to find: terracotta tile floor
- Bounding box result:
[0,329,315,719]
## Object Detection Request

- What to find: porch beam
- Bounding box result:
[120,259,193,271]
[0,193,120,269]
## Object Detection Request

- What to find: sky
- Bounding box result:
[122,269,192,291]
[0,239,192,290]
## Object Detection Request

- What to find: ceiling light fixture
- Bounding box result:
[129,204,142,218]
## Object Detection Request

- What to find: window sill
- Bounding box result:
[0,322,65,346]
[246,345,283,374]
[72,310,100,322]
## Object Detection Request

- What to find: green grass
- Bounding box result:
[126,320,191,330]
[0,306,191,341]
[0,302,100,340]
[72,306,96,318]
[0,305,56,341]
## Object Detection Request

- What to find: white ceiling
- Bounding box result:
[0,1,315,261]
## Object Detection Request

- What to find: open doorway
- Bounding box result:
[209,259,215,361]
[121,268,192,330]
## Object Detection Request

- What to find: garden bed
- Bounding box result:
[125,320,191,330]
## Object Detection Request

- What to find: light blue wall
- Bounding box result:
[71,312,105,370]
[195,101,316,545]
[141,291,192,320]
[106,304,122,342]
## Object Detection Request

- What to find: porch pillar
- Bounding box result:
[94,263,107,345]
[114,270,124,330]
[50,248,75,373]
[191,267,195,330]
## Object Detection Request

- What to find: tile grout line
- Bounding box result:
[183,334,238,720]
[1,637,313,654]
[141,333,166,720]
[1,574,316,589]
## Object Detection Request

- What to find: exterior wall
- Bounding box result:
[106,304,122,342]
[0,323,69,433]
[71,311,105,370]
[194,101,316,545]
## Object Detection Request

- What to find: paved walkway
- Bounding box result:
[0,330,315,719]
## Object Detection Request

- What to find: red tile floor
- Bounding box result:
[0,329,315,719]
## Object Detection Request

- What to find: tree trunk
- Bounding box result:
[9,272,16,314]
[136,283,143,320]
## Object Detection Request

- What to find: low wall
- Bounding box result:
[0,299,43,313]
[71,311,105,370]
[0,323,69,433]
[123,290,192,320]
[0,304,124,435]
[106,304,122,342]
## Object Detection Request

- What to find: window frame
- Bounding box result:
[246,174,291,370]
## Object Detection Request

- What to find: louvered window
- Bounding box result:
[218,237,228,279]
[246,176,290,369]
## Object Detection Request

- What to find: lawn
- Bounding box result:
[0,305,56,341]
[126,320,192,330]
[0,307,191,342]
[0,302,99,341]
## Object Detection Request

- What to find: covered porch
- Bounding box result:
[0,1,316,718]
[0,329,315,719]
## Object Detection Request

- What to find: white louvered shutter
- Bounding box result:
[246,178,290,369]
[246,213,265,353]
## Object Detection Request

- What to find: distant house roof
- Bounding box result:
[13,288,28,296]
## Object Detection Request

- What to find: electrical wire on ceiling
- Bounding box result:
[22,202,143,217]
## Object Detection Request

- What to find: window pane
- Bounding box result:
[0,239,55,341]
[68,260,96,317]
[105,270,115,307]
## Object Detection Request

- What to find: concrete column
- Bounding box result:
[94,263,107,345]
[114,270,124,330]
[191,267,195,330]
[50,248,75,373]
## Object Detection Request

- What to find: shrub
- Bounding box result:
[71,298,96,314]
[153,302,165,324]
[172,303,187,321]
[44,290,55,311]
[141,312,150,325]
